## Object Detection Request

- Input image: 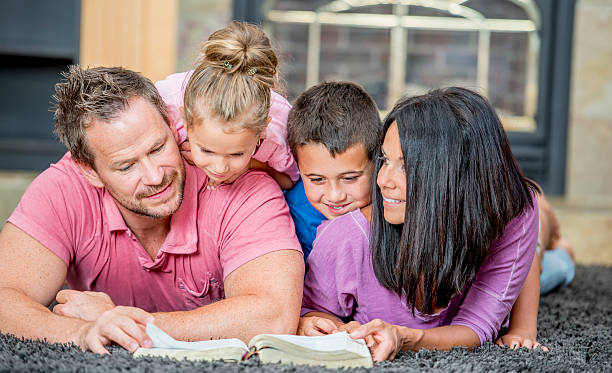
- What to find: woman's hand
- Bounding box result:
[350,319,414,361]
[338,320,378,349]
[297,315,339,336]
[496,330,548,351]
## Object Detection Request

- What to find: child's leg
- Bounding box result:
[537,194,576,294]
[540,245,576,294]
[537,194,556,254]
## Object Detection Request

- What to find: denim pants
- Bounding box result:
[540,247,575,295]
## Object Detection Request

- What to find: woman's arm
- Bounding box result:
[446,201,540,345]
[496,254,547,350]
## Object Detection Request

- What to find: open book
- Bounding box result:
[133,323,373,369]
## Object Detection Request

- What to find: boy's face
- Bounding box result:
[297,143,372,220]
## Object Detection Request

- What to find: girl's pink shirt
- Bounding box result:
[155,71,300,182]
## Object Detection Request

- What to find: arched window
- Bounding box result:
[265,0,540,132]
[253,0,575,194]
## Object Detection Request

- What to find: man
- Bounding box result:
[0,66,304,354]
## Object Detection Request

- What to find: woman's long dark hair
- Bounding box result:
[370,87,540,314]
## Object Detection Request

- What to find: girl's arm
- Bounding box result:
[496,254,547,350]
[257,90,300,186]
[350,321,479,361]
[249,158,295,189]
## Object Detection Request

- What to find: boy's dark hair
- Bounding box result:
[52,65,170,168]
[287,81,381,160]
[370,87,541,315]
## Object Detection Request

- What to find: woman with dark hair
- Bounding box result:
[299,87,540,360]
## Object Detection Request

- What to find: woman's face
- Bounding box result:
[376,121,406,225]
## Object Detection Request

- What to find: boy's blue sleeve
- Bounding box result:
[284,179,327,259]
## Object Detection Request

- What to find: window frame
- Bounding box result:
[236,0,575,195]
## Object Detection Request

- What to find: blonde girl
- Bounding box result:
[156,21,298,189]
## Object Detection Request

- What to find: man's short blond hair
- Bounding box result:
[52,65,169,167]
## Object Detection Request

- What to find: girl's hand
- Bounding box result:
[496,330,549,351]
[350,319,408,361]
[179,140,194,166]
[297,315,339,336]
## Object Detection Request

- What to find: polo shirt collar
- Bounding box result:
[161,163,201,255]
[102,189,128,232]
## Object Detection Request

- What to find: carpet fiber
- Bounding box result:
[1,265,610,372]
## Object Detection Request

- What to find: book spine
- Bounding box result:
[241,346,258,361]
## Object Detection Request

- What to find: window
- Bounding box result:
[249,0,575,194]
[265,0,540,131]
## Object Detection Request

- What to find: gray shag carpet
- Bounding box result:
[1,265,610,372]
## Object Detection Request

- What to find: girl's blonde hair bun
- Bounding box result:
[184,21,279,134]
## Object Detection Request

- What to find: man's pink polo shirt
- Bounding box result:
[8,153,302,312]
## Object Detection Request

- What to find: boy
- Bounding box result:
[285,81,382,258]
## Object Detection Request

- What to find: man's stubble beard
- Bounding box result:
[106,164,186,219]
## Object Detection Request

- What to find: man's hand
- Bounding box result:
[53,289,115,322]
[77,306,154,354]
[496,330,549,351]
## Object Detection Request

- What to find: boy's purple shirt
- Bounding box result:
[302,200,538,344]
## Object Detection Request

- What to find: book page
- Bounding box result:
[145,322,248,351]
[254,331,369,356]
[256,348,373,369]
[134,347,247,362]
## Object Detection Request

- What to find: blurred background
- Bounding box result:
[0,0,610,265]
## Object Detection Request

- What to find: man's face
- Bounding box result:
[297,143,372,220]
[85,97,185,219]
